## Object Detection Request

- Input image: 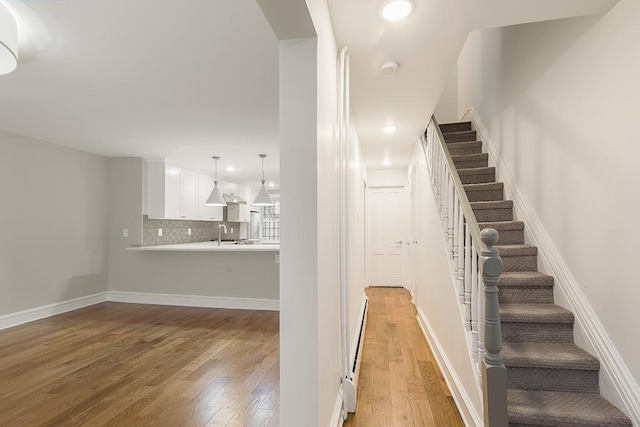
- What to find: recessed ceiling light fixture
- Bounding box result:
[382,159,392,166]
[0,4,18,75]
[380,0,414,22]
[383,125,398,134]
[226,166,235,172]
[268,181,276,188]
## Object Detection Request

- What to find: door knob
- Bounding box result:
[395,240,403,245]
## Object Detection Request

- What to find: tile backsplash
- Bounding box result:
[143,215,241,246]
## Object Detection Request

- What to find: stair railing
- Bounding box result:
[421,115,508,426]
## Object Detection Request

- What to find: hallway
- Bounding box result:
[344,288,464,426]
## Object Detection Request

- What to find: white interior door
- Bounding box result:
[368,187,409,287]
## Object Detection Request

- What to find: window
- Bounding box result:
[261,201,280,242]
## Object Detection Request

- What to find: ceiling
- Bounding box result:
[326,0,618,171]
[0,0,279,188]
[0,0,619,184]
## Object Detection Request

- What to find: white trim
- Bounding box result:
[344,295,369,412]
[332,384,346,427]
[463,108,640,424]
[417,307,483,427]
[107,291,279,311]
[0,292,108,331]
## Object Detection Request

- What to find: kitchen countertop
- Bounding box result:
[126,241,280,252]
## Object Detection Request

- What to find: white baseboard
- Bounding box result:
[417,307,482,427]
[332,385,345,427]
[463,108,640,424]
[0,292,108,331]
[107,291,279,311]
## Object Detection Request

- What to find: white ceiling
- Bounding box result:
[0,0,619,183]
[0,0,279,187]
[327,0,618,171]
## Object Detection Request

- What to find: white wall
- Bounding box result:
[409,143,482,424]
[457,0,640,414]
[347,116,367,356]
[0,131,108,315]
[366,168,407,187]
[434,63,460,124]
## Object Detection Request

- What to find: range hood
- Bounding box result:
[223,193,247,204]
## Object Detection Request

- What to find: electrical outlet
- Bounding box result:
[188,228,192,236]
[158,228,163,237]
[122,228,129,237]
[275,255,279,264]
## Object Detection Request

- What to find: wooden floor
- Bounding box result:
[344,287,464,427]
[0,303,279,426]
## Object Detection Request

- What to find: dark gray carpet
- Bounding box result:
[439,122,632,426]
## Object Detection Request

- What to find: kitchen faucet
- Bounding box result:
[217,224,227,246]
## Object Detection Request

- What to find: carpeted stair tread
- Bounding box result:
[500,304,574,323]
[507,389,632,426]
[457,167,496,184]
[464,181,503,191]
[470,200,513,210]
[502,342,599,370]
[495,244,538,257]
[479,221,524,231]
[448,141,482,156]
[443,130,477,142]
[451,153,489,169]
[500,272,554,288]
[440,121,471,133]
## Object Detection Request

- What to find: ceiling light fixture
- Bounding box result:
[383,159,392,166]
[0,4,18,75]
[226,166,235,172]
[383,125,398,134]
[205,156,227,206]
[380,0,413,22]
[252,154,275,206]
[268,182,276,188]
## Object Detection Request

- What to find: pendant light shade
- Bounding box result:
[205,156,227,206]
[252,154,274,206]
[0,4,18,75]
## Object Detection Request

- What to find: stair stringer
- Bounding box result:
[461,107,640,425]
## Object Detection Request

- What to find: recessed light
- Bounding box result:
[226,166,235,172]
[383,125,398,134]
[382,159,392,166]
[268,182,276,188]
[380,0,413,22]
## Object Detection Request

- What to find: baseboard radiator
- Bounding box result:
[344,296,369,413]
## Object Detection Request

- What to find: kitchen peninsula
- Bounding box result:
[108,158,280,311]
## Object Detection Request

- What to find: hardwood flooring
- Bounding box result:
[0,302,279,426]
[344,287,464,427]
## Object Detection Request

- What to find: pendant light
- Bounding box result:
[0,4,18,75]
[205,156,227,206]
[252,154,274,206]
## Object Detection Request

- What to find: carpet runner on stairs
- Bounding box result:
[439,121,632,427]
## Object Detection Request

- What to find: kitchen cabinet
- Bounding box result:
[198,174,223,221]
[147,161,198,220]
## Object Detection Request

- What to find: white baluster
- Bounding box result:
[464,223,471,311]
[457,203,465,303]
[468,239,476,334]
[453,197,463,299]
[471,239,479,366]
[447,176,454,259]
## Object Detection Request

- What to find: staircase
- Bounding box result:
[439,121,632,427]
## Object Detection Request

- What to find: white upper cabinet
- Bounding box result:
[198,174,223,221]
[147,161,199,220]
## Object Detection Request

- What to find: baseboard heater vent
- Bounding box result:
[344,296,369,413]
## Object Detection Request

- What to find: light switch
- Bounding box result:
[158,228,163,237]
[122,228,129,237]
[188,228,192,235]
